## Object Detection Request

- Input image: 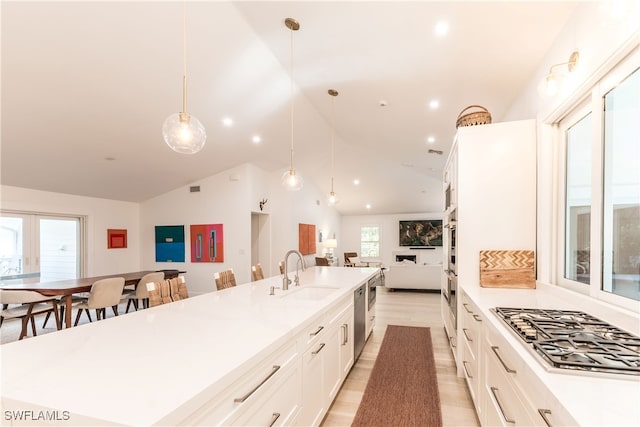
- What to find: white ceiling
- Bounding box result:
[1,1,577,215]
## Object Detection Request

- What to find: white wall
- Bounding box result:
[0,185,140,276]
[503,1,640,284]
[341,212,443,267]
[140,163,341,295]
[1,162,341,296]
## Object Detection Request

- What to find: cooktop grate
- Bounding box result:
[494,307,640,376]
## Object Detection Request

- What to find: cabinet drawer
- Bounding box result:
[485,322,524,379]
[484,344,536,427]
[302,315,327,348]
[231,361,301,427]
[461,339,479,405]
[178,342,298,426]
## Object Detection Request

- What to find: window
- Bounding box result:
[557,48,639,308]
[360,226,380,258]
[0,212,84,281]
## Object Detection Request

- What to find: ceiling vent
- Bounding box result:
[428,149,443,155]
[189,186,201,193]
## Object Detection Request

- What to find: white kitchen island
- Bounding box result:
[1,267,378,426]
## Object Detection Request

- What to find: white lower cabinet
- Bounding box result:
[177,293,356,427]
[459,292,484,415]
[299,296,354,427]
[178,341,299,426]
[482,306,578,427]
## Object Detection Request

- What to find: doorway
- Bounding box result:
[251,212,271,277]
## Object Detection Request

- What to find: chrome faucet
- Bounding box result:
[282,249,306,290]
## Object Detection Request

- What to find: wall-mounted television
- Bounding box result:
[399,220,443,247]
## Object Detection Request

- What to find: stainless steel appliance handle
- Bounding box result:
[491,346,517,373]
[490,387,515,424]
[312,343,326,355]
[538,409,553,427]
[462,360,473,378]
[268,412,281,427]
[234,365,281,403]
[309,325,324,336]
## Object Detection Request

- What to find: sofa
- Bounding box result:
[384,262,442,290]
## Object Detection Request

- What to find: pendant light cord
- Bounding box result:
[182,0,188,114]
[289,27,295,171]
[330,94,335,192]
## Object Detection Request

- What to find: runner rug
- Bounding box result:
[351,325,443,427]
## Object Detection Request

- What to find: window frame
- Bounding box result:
[359,224,381,259]
[554,47,639,312]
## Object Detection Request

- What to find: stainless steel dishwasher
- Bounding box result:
[354,283,366,359]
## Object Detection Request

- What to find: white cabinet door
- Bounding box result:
[339,308,354,379]
[300,339,327,427]
[324,324,341,403]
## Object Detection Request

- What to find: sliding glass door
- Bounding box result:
[0,213,81,282]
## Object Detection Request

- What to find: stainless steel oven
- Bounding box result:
[445,208,457,328]
[367,272,379,310]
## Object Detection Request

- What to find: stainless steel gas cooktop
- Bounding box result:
[493,307,640,377]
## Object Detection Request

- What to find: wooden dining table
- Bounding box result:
[0,270,182,328]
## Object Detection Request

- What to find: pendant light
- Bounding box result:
[281,18,303,191]
[328,89,338,205]
[162,0,206,154]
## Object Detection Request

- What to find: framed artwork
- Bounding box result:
[298,223,317,255]
[190,224,224,262]
[107,229,127,249]
[155,225,185,262]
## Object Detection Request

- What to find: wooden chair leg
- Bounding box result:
[19,316,29,340]
[125,299,133,313]
[143,298,149,309]
[74,309,83,327]
[30,315,37,336]
[96,309,102,321]
[42,311,52,328]
[112,305,119,316]
[0,304,7,327]
[53,302,61,331]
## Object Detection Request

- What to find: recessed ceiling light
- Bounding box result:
[365,204,372,210]
[434,21,449,37]
[429,99,440,109]
[353,179,360,186]
[427,136,436,144]
[252,135,261,144]
[222,117,233,127]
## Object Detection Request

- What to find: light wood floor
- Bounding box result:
[321,287,480,427]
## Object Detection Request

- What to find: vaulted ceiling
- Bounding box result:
[1,1,577,215]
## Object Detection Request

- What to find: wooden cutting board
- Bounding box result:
[479,250,535,289]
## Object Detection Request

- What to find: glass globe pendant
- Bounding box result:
[163,1,206,154]
[281,168,304,191]
[163,111,206,154]
[281,17,303,191]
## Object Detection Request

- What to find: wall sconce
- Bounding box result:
[540,50,580,97]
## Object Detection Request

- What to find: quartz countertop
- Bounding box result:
[0,267,378,426]
[462,282,640,427]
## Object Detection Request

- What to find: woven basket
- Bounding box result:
[456,105,492,128]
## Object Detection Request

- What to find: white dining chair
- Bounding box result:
[123,272,165,313]
[71,277,125,326]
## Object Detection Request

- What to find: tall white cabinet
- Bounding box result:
[442,119,537,412]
